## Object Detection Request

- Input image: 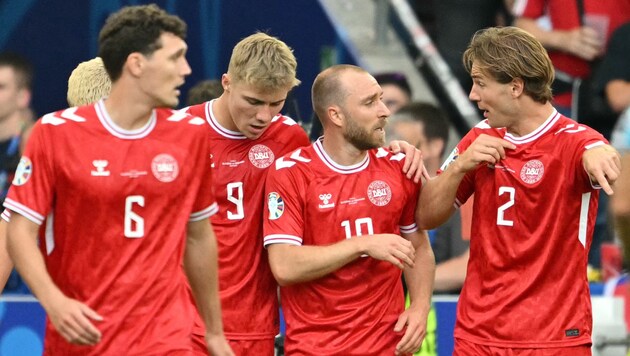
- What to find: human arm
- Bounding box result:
[267,234,416,286]
[434,249,469,292]
[394,229,435,355]
[417,134,515,229]
[606,80,630,113]
[6,212,102,345]
[513,17,602,61]
[183,219,233,356]
[0,220,13,292]
[582,144,622,195]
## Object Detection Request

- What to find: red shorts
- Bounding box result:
[191,333,275,356]
[453,337,592,356]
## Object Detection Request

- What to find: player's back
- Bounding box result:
[5,100,216,354]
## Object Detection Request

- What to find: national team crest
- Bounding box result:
[520,159,544,184]
[248,144,274,169]
[151,154,179,183]
[267,192,284,220]
[12,157,32,186]
[367,180,392,206]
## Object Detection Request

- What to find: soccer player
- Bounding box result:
[417,26,621,355]
[263,64,435,355]
[183,32,310,354]
[4,5,232,355]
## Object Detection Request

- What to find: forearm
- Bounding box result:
[184,221,224,336]
[7,214,64,307]
[0,221,13,291]
[403,231,435,315]
[513,17,568,52]
[268,239,364,286]
[417,167,466,230]
[433,250,469,293]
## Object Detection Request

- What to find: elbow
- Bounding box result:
[270,264,296,287]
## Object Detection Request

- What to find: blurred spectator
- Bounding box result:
[432,0,513,92]
[67,57,112,106]
[374,72,413,113]
[186,79,224,106]
[388,102,470,293]
[598,22,630,269]
[0,53,33,293]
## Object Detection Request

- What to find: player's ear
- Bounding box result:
[127,52,145,77]
[221,73,230,92]
[511,78,524,98]
[328,106,343,128]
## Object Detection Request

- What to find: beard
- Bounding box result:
[342,114,386,151]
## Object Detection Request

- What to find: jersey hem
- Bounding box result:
[454,332,592,348]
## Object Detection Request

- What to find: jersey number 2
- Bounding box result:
[497,186,515,227]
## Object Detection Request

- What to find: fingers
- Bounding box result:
[421,165,431,181]
[58,312,101,345]
[395,317,424,355]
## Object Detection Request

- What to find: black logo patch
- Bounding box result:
[565,329,580,337]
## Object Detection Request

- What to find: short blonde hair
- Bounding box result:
[67,57,112,106]
[227,32,300,90]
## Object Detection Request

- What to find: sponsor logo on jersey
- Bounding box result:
[520,159,544,184]
[565,329,580,337]
[151,154,179,182]
[267,192,284,220]
[318,193,335,209]
[91,160,110,176]
[12,157,32,186]
[248,144,275,169]
[340,197,365,205]
[121,170,147,178]
[367,180,392,206]
[221,160,245,168]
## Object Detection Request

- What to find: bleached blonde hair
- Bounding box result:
[67,57,111,106]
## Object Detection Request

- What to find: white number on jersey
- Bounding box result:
[124,195,145,238]
[227,182,244,220]
[341,217,374,239]
[497,186,515,227]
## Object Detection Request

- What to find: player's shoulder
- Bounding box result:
[157,108,208,132]
[271,145,315,174]
[35,105,98,135]
[180,101,208,119]
[267,114,308,136]
[369,147,407,167]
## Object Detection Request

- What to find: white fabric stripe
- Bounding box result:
[1,209,10,222]
[313,138,369,174]
[400,224,419,234]
[512,0,528,16]
[95,100,156,139]
[504,110,559,144]
[585,141,606,150]
[263,234,303,247]
[578,192,591,248]
[3,199,44,225]
[189,202,219,222]
[45,212,54,255]
[454,198,463,209]
[206,100,246,140]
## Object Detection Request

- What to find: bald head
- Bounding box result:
[311,64,370,126]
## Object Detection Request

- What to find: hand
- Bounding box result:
[44,293,103,345]
[453,134,515,173]
[583,145,621,195]
[360,234,415,269]
[562,27,602,61]
[387,140,429,183]
[206,333,235,356]
[394,305,428,355]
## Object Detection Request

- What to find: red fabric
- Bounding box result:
[441,111,606,347]
[263,140,420,355]
[6,101,217,355]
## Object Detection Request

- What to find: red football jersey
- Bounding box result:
[513,0,630,105]
[4,101,217,355]
[185,100,310,339]
[442,110,606,347]
[263,139,420,355]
